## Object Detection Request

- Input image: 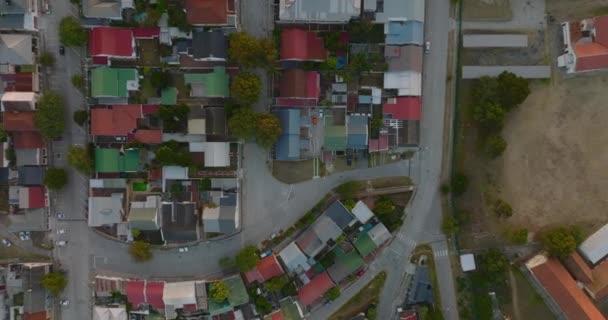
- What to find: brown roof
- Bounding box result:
[385,45,423,72]
[185,0,228,25]
[279,69,321,99]
[12,131,44,149]
[587,261,608,300]
[3,112,36,131]
[531,257,605,320]
[24,311,48,320]
[564,252,594,283]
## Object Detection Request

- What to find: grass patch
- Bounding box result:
[370,177,413,189]
[272,159,314,184]
[330,271,387,320]
[592,7,608,16]
[509,267,555,319]
[411,245,444,320]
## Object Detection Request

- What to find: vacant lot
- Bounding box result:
[463,0,512,21]
[272,160,313,184]
[330,272,386,320]
[547,0,608,21]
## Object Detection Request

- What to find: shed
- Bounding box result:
[368,223,391,247]
[460,254,476,272]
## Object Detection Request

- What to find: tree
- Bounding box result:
[255,112,282,149]
[0,124,7,143]
[209,281,230,302]
[493,199,513,218]
[235,245,259,272]
[150,70,171,89]
[131,228,141,239]
[345,53,372,78]
[59,17,88,47]
[167,6,191,32]
[67,146,94,175]
[228,32,261,68]
[41,272,67,296]
[255,296,272,314]
[451,173,468,196]
[157,104,189,133]
[442,215,459,235]
[471,76,499,106]
[367,306,378,320]
[497,71,530,110]
[71,74,85,91]
[129,241,153,262]
[472,101,506,129]
[231,72,262,106]
[478,250,508,280]
[154,145,191,167]
[73,110,88,127]
[35,91,65,141]
[219,256,235,271]
[541,226,583,258]
[228,108,257,141]
[38,51,55,67]
[342,198,356,211]
[325,287,340,300]
[484,134,507,158]
[44,168,68,190]
[264,275,289,292]
[374,198,395,215]
[258,38,277,67]
[507,228,528,245]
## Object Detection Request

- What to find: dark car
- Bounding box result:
[59,46,65,55]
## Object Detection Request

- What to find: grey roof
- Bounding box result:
[322,201,355,230]
[385,45,423,73]
[161,202,198,243]
[0,0,28,15]
[202,191,237,234]
[17,166,44,186]
[82,0,122,19]
[0,34,33,65]
[579,223,608,264]
[191,30,227,60]
[88,194,123,227]
[407,266,433,305]
[15,149,38,166]
[23,265,48,313]
[278,0,360,22]
[0,167,9,185]
[385,20,423,46]
[195,282,208,311]
[0,15,25,30]
[347,115,368,149]
[218,192,237,233]
[274,109,301,160]
[375,0,425,23]
[368,222,391,246]
[205,107,227,136]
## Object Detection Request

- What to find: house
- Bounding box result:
[2,92,37,112]
[95,148,141,173]
[83,0,122,19]
[243,254,285,285]
[296,216,342,258]
[558,16,608,73]
[383,97,422,121]
[298,271,335,307]
[188,142,231,167]
[9,186,45,209]
[326,245,365,283]
[0,1,37,30]
[163,281,197,319]
[564,251,608,300]
[15,147,46,166]
[184,67,229,98]
[351,200,374,224]
[88,193,124,227]
[323,112,348,153]
[384,72,422,96]
[126,280,165,311]
[280,29,327,61]
[406,265,433,305]
[160,202,198,243]
[202,190,238,234]
[579,222,608,265]
[277,0,361,23]
[369,134,390,153]
[385,19,424,46]
[17,166,44,186]
[526,254,605,320]
[347,115,369,150]
[273,108,310,161]
[375,0,425,23]
[322,201,356,230]
[385,45,423,73]
[279,69,320,103]
[191,30,227,61]
[128,195,161,231]
[460,254,476,272]
[368,222,391,246]
[185,0,236,26]
[90,105,162,144]
[91,67,139,98]
[92,306,128,320]
[161,87,178,105]
[89,27,136,59]
[278,242,311,274]
[3,112,36,131]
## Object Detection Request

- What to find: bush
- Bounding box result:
[342,198,356,211]
[325,287,340,300]
[41,272,67,296]
[541,226,583,258]
[129,241,153,262]
[441,215,459,235]
[44,168,68,190]
[493,199,513,218]
[451,173,468,196]
[67,146,94,175]
[255,296,272,314]
[209,281,230,302]
[507,228,528,245]
[35,91,65,141]
[484,134,507,158]
[73,110,88,126]
[235,245,260,272]
[374,197,395,215]
[264,275,289,292]
[71,74,85,91]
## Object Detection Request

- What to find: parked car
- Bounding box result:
[178,247,188,253]
[19,232,30,241]
[57,229,65,235]
[425,41,431,54]
[59,46,65,55]
[2,239,12,247]
[57,213,65,219]
[60,300,69,306]
[56,241,67,247]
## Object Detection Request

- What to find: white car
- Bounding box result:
[425,41,431,54]
[2,239,12,247]
[60,300,70,306]
[57,213,65,219]
[56,241,67,247]
[57,229,65,235]
[178,247,188,253]
[19,232,30,241]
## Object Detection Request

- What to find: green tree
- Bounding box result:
[345,53,372,78]
[37,51,55,67]
[497,71,530,110]
[231,72,262,106]
[374,197,395,215]
[154,145,191,167]
[71,74,85,91]
[493,199,513,218]
[541,226,583,258]
[150,70,171,89]
[451,173,468,196]
[264,275,289,292]
[0,124,7,143]
[342,198,356,211]
[367,306,378,320]
[472,101,506,129]
[484,134,507,158]
[471,76,499,106]
[44,168,68,190]
[235,245,259,272]
[35,91,65,141]
[73,110,88,127]
[228,108,257,141]
[157,104,189,133]
[129,241,153,262]
[219,256,235,271]
[67,146,94,175]
[320,56,339,76]
[209,281,230,302]
[228,32,261,68]
[507,228,528,245]
[255,296,272,314]
[131,228,141,239]
[442,215,459,235]
[478,250,508,280]
[255,112,282,149]
[167,6,191,32]
[325,287,340,300]
[258,38,277,67]
[59,17,88,47]
[41,272,67,296]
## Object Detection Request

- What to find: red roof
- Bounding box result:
[142,104,160,115]
[14,73,33,92]
[126,280,146,307]
[12,131,44,149]
[244,254,285,284]
[185,0,228,25]
[281,29,327,61]
[92,56,109,65]
[130,129,162,144]
[269,311,283,320]
[3,112,36,131]
[595,16,608,47]
[89,27,134,58]
[531,258,605,320]
[298,272,335,306]
[369,134,389,152]
[274,98,317,107]
[28,187,45,208]
[132,27,160,39]
[574,43,608,71]
[24,311,48,320]
[90,105,142,136]
[383,97,421,120]
[145,281,165,310]
[280,69,320,99]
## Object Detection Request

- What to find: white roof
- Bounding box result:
[163,281,197,308]
[351,201,374,224]
[1,92,36,102]
[279,0,361,22]
[369,223,391,246]
[93,306,127,320]
[383,71,421,96]
[460,254,476,272]
[279,242,311,273]
[162,166,189,180]
[88,194,123,227]
[188,118,206,135]
[189,142,230,167]
[580,223,608,264]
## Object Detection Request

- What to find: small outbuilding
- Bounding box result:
[460,254,476,272]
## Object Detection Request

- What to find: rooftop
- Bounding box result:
[281,29,327,61]
[0,34,33,65]
[83,0,121,18]
[91,67,138,98]
[3,111,35,131]
[383,97,422,120]
[89,27,135,58]
[298,271,335,306]
[185,0,233,25]
[278,0,360,22]
[94,148,141,173]
[327,245,365,283]
[580,222,608,264]
[385,19,424,46]
[184,67,229,97]
[191,30,227,60]
[280,69,320,99]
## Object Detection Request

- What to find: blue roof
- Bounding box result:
[359,95,372,104]
[274,109,301,160]
[347,115,368,149]
[348,134,368,149]
[385,20,423,45]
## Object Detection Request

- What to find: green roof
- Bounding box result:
[354,233,377,257]
[225,275,248,307]
[95,148,141,173]
[324,115,348,151]
[128,208,159,230]
[208,299,232,316]
[183,66,229,97]
[91,67,138,98]
[161,87,178,105]
[279,297,304,320]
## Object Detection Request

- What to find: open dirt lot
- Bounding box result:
[463,0,512,21]
[547,1,608,21]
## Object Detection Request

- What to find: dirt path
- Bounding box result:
[509,268,523,320]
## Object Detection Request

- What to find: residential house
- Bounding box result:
[160,202,198,243]
[202,190,238,235]
[353,222,391,257]
[369,134,390,152]
[163,281,197,319]
[184,67,229,98]
[382,97,421,147]
[89,27,136,60]
[83,0,122,19]
[243,254,285,285]
[205,107,228,137]
[385,19,424,46]
[322,201,356,230]
[278,242,311,275]
[5,263,53,319]
[191,30,227,61]
[8,186,45,209]
[406,265,434,305]
[128,195,161,231]
[0,1,37,30]
[326,244,365,284]
[280,29,327,61]
[351,200,374,224]
[3,111,35,131]
[297,271,335,307]
[94,148,142,173]
[526,254,605,320]
[91,67,139,99]
[323,111,348,153]
[90,105,162,144]
[2,92,37,111]
[347,115,369,151]
[126,280,165,311]
[188,142,231,167]
[93,306,128,320]
[558,16,608,73]
[579,222,608,265]
[185,0,236,27]
[277,0,362,23]
[17,166,44,186]
[277,69,320,107]
[273,108,310,161]
[375,0,425,23]
[0,34,33,65]
[208,275,248,316]
[384,71,421,96]
[88,193,124,227]
[296,215,342,258]
[385,45,423,73]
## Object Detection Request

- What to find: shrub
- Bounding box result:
[484,134,507,158]
[451,173,469,196]
[493,199,513,218]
